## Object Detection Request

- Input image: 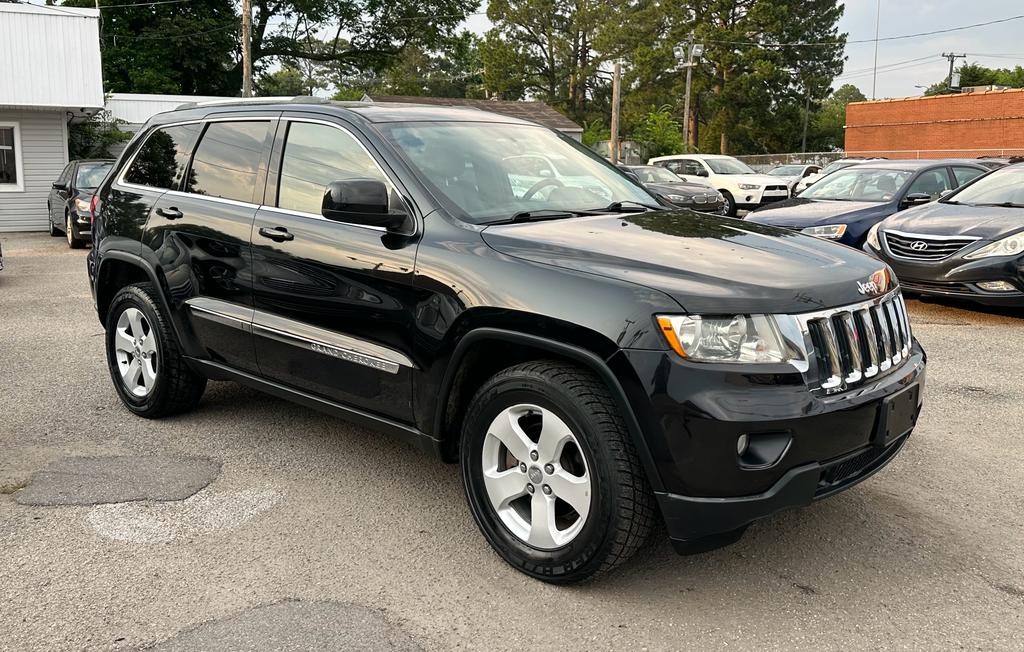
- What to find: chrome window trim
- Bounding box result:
[114,116,278,195]
[268,116,416,233]
[883,228,981,242]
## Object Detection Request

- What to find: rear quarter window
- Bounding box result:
[123,123,202,190]
[184,121,270,203]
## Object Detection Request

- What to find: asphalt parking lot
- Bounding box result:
[1,232,1022,651]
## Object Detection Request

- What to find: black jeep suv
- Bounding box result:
[88,98,926,583]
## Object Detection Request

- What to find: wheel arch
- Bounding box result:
[433,327,665,492]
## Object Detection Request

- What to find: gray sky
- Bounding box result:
[461,1,1024,100]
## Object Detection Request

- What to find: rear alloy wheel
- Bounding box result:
[113,307,159,398]
[461,361,655,584]
[66,213,84,249]
[48,207,60,237]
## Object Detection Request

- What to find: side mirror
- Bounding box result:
[696,168,709,177]
[52,181,67,190]
[321,179,408,231]
[939,189,954,198]
[902,192,933,207]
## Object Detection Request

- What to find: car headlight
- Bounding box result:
[738,183,760,190]
[74,197,91,212]
[866,224,881,249]
[666,194,693,203]
[801,224,847,239]
[656,314,802,364]
[963,231,1024,259]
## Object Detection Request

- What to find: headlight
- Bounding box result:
[866,224,881,249]
[963,231,1024,259]
[656,314,802,364]
[666,194,693,203]
[801,224,847,239]
[738,183,760,190]
[74,197,91,212]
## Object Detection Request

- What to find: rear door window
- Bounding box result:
[123,123,202,190]
[185,121,270,203]
[906,169,952,199]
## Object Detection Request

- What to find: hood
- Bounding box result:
[747,197,892,228]
[481,211,890,314]
[880,201,1024,240]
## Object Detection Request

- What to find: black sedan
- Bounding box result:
[48,159,113,248]
[622,165,724,213]
[864,164,1024,307]
[746,160,988,247]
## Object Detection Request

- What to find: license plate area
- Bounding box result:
[875,383,920,446]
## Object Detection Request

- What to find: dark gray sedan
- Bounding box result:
[622,165,724,213]
[48,159,113,248]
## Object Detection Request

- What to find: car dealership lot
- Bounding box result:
[1,232,1022,651]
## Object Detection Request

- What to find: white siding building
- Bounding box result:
[0,3,103,232]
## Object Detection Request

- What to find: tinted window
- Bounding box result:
[124,124,201,190]
[0,126,18,185]
[185,121,269,202]
[953,166,985,186]
[75,162,112,189]
[57,162,74,186]
[278,121,389,214]
[906,169,952,199]
[946,166,1024,205]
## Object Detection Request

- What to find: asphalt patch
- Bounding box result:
[146,600,422,651]
[15,455,221,506]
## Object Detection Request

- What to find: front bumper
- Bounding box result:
[70,210,93,240]
[867,244,1024,306]
[622,341,925,549]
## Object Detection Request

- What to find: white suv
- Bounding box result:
[648,154,790,216]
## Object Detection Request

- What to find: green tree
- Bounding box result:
[256,66,311,96]
[64,0,239,95]
[631,106,684,158]
[923,62,1024,96]
[68,109,133,159]
[809,83,866,151]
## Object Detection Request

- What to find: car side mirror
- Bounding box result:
[696,169,709,177]
[939,189,954,198]
[52,181,67,190]
[321,179,409,232]
[902,192,932,207]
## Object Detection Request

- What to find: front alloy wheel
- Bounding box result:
[481,404,591,549]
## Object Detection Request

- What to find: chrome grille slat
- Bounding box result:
[798,290,913,393]
[883,230,979,262]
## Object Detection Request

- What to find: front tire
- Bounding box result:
[104,283,206,418]
[66,213,85,249]
[460,361,655,584]
[720,190,737,217]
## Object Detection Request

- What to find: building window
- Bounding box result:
[0,123,24,192]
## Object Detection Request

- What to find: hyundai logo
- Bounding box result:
[910,240,929,251]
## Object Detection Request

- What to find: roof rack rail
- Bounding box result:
[174,96,331,110]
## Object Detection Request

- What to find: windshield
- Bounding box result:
[705,157,756,175]
[946,166,1024,206]
[768,165,804,176]
[75,162,112,189]
[381,122,658,222]
[799,168,913,202]
[633,166,683,184]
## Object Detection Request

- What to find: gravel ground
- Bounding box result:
[1,232,1022,651]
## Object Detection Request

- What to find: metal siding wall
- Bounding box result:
[0,111,68,232]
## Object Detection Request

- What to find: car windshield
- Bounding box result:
[381,122,659,222]
[633,167,683,184]
[75,162,112,189]
[799,167,913,202]
[705,157,756,175]
[945,166,1024,206]
[769,165,804,176]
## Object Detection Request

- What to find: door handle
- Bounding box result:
[258,226,294,242]
[156,207,183,220]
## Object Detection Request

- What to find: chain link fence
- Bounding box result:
[735,149,1024,173]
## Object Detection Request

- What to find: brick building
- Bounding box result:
[845,88,1024,159]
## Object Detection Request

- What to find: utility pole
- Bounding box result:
[676,34,703,151]
[942,52,966,92]
[241,0,253,97]
[801,85,811,155]
[871,0,880,99]
[609,61,621,164]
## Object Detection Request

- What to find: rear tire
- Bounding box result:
[460,360,655,584]
[66,213,85,249]
[104,283,206,418]
[48,211,60,237]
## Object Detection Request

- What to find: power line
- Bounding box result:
[96,0,193,8]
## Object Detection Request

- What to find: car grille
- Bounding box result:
[900,279,975,295]
[764,184,789,193]
[799,292,912,394]
[883,230,979,261]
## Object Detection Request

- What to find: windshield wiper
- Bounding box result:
[597,200,663,213]
[973,201,1024,208]
[488,208,596,225]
